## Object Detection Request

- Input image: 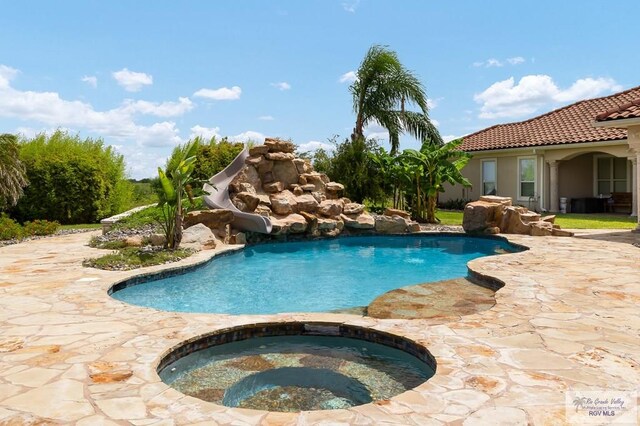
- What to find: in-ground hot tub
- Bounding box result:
[157,322,436,412]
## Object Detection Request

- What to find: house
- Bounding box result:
[442,86,640,230]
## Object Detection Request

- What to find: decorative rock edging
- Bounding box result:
[463,195,574,237]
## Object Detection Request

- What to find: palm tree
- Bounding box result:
[0,133,28,210]
[350,45,441,154]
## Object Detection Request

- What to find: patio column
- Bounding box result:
[548,160,559,212]
[635,152,640,231]
[631,157,638,218]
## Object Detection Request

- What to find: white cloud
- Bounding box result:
[81,75,97,88]
[119,97,193,117]
[342,0,360,12]
[113,144,169,180]
[189,125,265,144]
[442,135,459,143]
[231,130,266,143]
[270,82,291,91]
[189,125,221,141]
[431,118,440,127]
[507,56,525,65]
[553,78,622,102]
[0,65,19,88]
[474,75,622,119]
[297,140,335,153]
[473,57,525,68]
[364,123,389,141]
[0,64,183,147]
[339,71,357,84]
[427,98,440,109]
[112,68,153,92]
[258,115,274,121]
[193,86,242,100]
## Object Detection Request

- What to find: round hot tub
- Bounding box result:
[157,322,436,412]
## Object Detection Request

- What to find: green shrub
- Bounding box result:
[438,198,471,211]
[23,219,59,236]
[83,247,194,270]
[325,136,386,204]
[88,237,129,249]
[12,130,132,224]
[191,136,245,185]
[0,214,24,240]
[115,197,204,230]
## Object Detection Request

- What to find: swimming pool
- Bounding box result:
[111,235,518,314]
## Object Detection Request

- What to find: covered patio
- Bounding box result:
[594,99,640,230]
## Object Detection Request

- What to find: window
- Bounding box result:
[481,159,496,195]
[596,156,627,196]
[518,157,536,199]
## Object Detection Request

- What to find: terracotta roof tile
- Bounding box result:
[460,86,640,152]
[595,98,640,122]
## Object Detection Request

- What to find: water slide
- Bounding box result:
[202,148,273,234]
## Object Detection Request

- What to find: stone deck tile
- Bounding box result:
[0,230,639,424]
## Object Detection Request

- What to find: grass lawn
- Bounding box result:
[60,223,102,230]
[435,210,637,229]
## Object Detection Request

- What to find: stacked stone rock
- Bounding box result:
[183,138,422,244]
[229,138,378,237]
[462,196,573,237]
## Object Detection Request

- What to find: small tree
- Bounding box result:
[400,139,472,223]
[157,139,200,249]
[0,134,28,210]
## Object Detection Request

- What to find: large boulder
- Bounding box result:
[272,160,299,187]
[318,199,343,217]
[270,190,298,215]
[264,181,285,193]
[383,208,411,219]
[530,220,553,236]
[266,152,295,161]
[343,203,365,215]
[236,192,260,212]
[295,194,319,213]
[299,172,327,191]
[249,145,269,156]
[184,209,234,229]
[293,158,312,174]
[271,214,308,234]
[375,215,408,234]
[340,212,375,229]
[462,200,503,233]
[229,166,261,193]
[265,138,295,153]
[479,195,512,206]
[181,223,217,250]
[501,207,533,235]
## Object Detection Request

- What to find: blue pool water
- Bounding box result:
[111,235,516,314]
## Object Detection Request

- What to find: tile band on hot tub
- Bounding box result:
[156,321,437,374]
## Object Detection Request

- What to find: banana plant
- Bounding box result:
[157,138,200,249]
[398,138,472,223]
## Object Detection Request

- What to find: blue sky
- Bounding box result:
[1,1,638,178]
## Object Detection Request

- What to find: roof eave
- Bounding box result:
[594,117,640,129]
[462,139,629,155]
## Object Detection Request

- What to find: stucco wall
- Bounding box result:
[559,153,594,199]
[440,153,534,205]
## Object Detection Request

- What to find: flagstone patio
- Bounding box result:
[0,230,638,425]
